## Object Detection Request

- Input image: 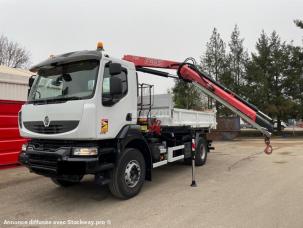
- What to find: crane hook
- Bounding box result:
[264,137,273,155]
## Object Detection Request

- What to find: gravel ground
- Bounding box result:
[0,138,303,228]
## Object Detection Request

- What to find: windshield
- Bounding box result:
[29,60,99,103]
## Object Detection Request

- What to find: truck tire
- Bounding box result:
[184,138,208,166]
[195,138,208,166]
[108,148,146,199]
[51,175,83,187]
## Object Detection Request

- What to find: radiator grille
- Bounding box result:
[24,121,79,134]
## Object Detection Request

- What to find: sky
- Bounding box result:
[0,0,302,93]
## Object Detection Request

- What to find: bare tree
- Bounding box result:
[0,34,30,68]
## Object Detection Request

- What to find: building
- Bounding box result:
[0,65,31,167]
[0,65,32,101]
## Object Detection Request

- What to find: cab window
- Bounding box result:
[102,64,128,106]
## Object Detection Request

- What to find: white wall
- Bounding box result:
[0,67,31,101]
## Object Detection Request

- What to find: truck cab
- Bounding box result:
[21,50,138,140]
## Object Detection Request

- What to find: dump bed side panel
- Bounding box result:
[171,108,216,129]
[138,94,216,129]
[138,106,216,129]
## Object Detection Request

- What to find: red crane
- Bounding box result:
[123,55,273,154]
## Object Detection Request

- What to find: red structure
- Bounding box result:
[0,100,27,167]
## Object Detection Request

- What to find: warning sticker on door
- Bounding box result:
[101,119,109,134]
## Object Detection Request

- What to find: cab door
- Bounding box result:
[97,58,137,139]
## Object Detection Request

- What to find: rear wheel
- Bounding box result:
[51,175,83,187]
[195,138,208,166]
[185,138,208,166]
[108,148,146,199]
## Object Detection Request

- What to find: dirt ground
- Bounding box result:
[1,138,303,228]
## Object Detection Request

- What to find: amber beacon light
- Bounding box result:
[97,41,104,50]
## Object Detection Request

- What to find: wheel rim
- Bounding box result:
[200,144,206,160]
[124,160,141,188]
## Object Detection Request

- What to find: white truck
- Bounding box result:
[18,43,273,199]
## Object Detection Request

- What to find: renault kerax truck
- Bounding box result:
[18,43,273,199]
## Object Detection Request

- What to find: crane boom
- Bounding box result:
[123,55,180,69]
[123,55,273,153]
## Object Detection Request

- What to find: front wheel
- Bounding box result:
[108,148,146,199]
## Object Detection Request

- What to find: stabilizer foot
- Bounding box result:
[191,180,197,187]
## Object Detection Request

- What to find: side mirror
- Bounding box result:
[110,77,123,95]
[28,75,36,88]
[28,75,36,97]
[62,73,72,82]
[109,63,122,76]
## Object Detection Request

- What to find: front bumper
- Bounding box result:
[19,146,114,177]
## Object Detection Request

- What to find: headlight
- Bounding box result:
[21,143,28,151]
[72,147,98,156]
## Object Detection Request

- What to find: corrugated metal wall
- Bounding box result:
[0,100,27,166]
[0,71,29,101]
[0,81,28,101]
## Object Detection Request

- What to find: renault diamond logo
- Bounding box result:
[44,116,50,127]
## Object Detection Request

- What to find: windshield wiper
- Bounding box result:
[56,96,82,101]
[31,96,82,104]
